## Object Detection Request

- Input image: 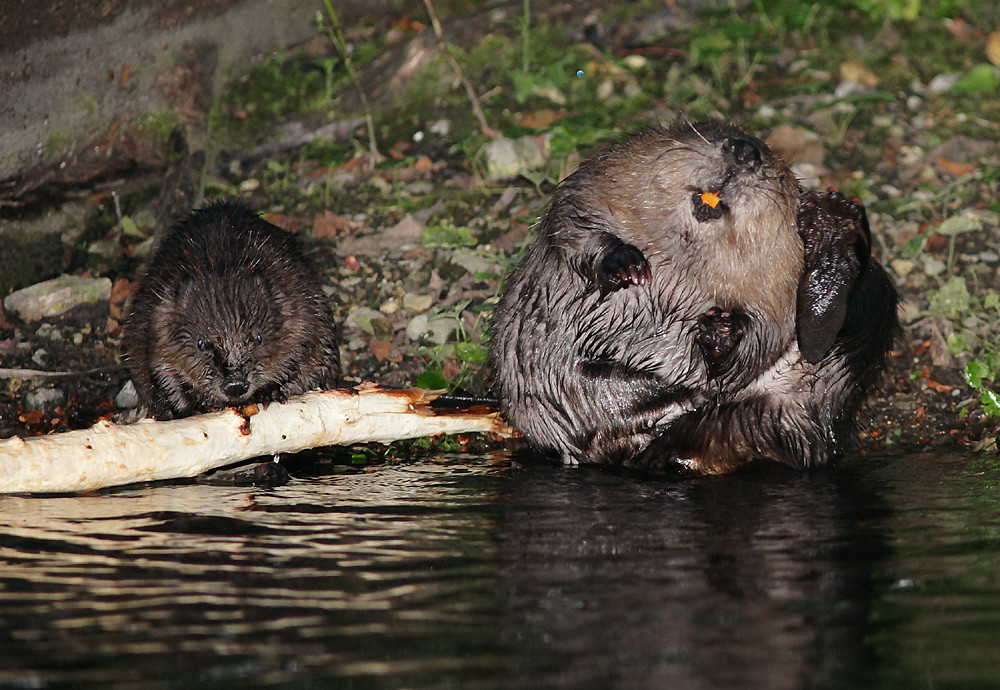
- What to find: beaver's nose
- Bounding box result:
[722,137,761,172]
[222,374,249,400]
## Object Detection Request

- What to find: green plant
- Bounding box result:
[930,276,1000,420]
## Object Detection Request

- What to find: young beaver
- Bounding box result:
[121,201,340,420]
[489,121,897,474]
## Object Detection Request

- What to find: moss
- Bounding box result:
[43,130,71,156]
[138,108,182,142]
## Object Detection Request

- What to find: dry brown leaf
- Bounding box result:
[263,213,308,234]
[516,108,566,130]
[370,340,402,363]
[934,157,977,177]
[313,210,357,240]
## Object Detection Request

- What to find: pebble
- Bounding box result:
[891,259,915,277]
[116,380,139,409]
[922,257,947,276]
[403,293,433,313]
[928,73,960,92]
[31,348,48,367]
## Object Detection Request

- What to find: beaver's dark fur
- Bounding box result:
[121,201,340,420]
[489,121,897,474]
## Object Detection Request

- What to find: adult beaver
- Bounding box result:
[121,201,341,420]
[489,121,897,474]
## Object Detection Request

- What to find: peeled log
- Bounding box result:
[0,387,509,495]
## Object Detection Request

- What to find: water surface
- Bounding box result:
[0,451,998,688]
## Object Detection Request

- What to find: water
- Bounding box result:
[1,450,999,688]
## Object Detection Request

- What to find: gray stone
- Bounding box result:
[4,274,112,322]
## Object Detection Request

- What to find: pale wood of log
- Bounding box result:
[0,388,509,495]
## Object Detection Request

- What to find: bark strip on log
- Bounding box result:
[0,387,509,495]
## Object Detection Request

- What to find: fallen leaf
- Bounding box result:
[109,278,135,320]
[516,108,566,129]
[935,157,976,177]
[370,340,402,363]
[925,378,953,394]
[18,410,45,425]
[413,155,434,173]
[313,210,357,240]
[393,16,426,32]
[263,213,308,234]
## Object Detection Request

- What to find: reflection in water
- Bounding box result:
[497,461,888,689]
[0,450,944,688]
[0,458,511,687]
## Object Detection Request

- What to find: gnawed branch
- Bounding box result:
[0,387,509,495]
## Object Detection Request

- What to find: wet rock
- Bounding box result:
[3,274,112,322]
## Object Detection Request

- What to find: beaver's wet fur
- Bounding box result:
[121,201,340,420]
[489,121,898,474]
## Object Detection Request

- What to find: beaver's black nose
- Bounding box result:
[722,137,761,172]
[222,375,249,400]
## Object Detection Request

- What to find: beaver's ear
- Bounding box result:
[797,272,852,364]
[796,190,871,364]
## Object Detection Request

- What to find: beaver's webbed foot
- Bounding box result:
[696,306,749,379]
[796,189,871,364]
[597,242,651,296]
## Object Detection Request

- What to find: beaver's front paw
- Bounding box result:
[696,306,749,379]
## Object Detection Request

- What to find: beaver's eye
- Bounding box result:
[255,333,263,346]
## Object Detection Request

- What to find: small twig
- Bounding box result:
[321,0,383,163]
[0,366,119,380]
[422,0,499,139]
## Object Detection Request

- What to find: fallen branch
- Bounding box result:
[0,387,510,495]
